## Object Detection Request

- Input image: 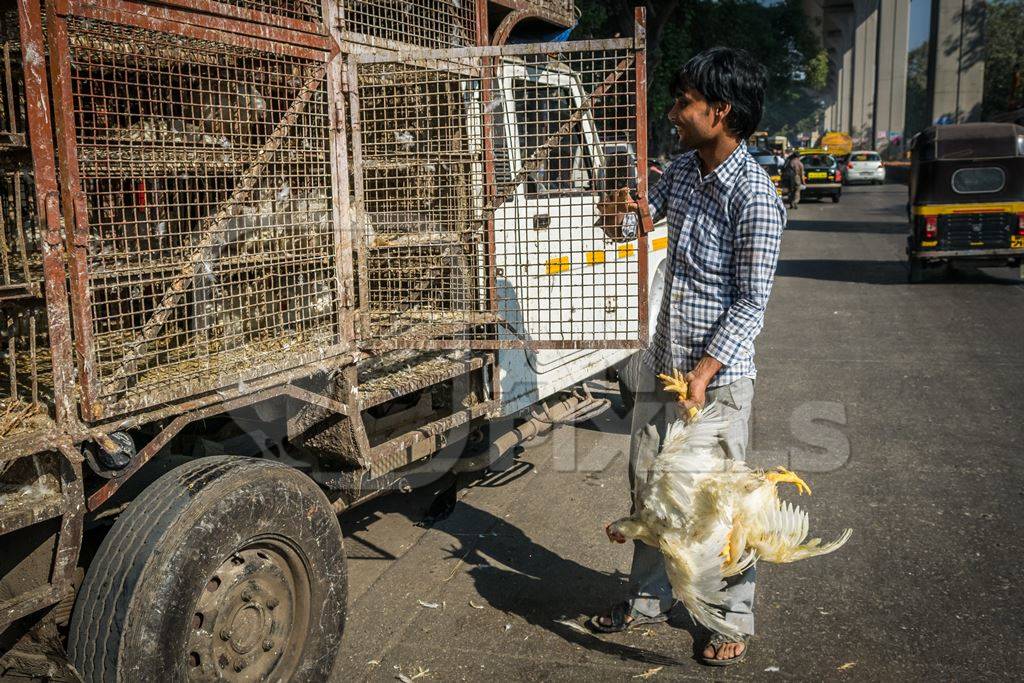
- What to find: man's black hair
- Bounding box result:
[669,47,767,141]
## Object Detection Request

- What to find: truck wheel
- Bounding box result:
[68,456,346,682]
[908,259,925,283]
[831,193,841,203]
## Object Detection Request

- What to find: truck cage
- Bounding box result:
[0,0,649,635]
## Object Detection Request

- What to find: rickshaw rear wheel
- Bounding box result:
[908,258,925,283]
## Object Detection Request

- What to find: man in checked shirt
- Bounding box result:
[589,47,786,666]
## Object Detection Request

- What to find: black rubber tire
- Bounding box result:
[68,456,347,682]
[831,193,841,203]
[908,258,925,283]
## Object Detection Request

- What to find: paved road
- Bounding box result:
[334,185,1024,681]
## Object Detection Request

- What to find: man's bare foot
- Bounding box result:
[702,640,745,661]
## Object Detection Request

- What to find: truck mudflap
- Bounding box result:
[346,9,651,352]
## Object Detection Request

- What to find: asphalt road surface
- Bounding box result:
[334,184,1024,681]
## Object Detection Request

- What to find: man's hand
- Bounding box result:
[677,355,723,418]
[596,186,639,242]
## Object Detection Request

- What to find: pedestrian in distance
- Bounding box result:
[592,46,786,666]
[782,151,804,209]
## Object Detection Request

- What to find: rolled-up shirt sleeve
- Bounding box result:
[705,192,785,366]
[647,161,678,223]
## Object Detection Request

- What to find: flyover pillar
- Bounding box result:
[927,0,986,124]
[874,0,910,155]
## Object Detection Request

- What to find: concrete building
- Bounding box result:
[810,0,984,156]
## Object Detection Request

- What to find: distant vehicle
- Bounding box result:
[799,150,843,203]
[845,150,886,185]
[906,122,1024,283]
[751,148,784,197]
[820,131,853,162]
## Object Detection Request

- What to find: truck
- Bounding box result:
[0,0,666,679]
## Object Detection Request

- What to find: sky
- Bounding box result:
[909,0,930,49]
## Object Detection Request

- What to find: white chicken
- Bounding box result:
[606,370,852,639]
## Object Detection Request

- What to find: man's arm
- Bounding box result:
[680,191,785,412]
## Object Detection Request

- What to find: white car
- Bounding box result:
[844,150,886,185]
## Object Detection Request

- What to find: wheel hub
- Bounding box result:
[187,542,309,680]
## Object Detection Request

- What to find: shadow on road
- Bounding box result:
[784,218,906,235]
[776,259,1024,286]
[428,500,694,667]
[776,258,909,284]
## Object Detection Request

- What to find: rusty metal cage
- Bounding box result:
[0,6,52,438]
[337,0,479,50]
[47,5,348,420]
[348,36,648,350]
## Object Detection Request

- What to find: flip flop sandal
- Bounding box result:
[587,601,668,634]
[699,632,749,666]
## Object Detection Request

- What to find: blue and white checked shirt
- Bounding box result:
[641,144,786,388]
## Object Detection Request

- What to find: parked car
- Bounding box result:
[845,150,886,185]
[751,148,785,197]
[799,151,843,203]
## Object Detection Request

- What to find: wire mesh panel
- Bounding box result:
[337,0,478,50]
[350,37,647,350]
[53,14,345,417]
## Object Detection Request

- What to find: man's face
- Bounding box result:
[667,87,725,150]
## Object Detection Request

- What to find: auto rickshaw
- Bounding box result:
[907,122,1024,283]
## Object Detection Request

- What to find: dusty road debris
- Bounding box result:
[1,0,659,679]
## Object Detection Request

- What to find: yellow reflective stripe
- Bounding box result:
[652,236,668,251]
[543,240,650,275]
[920,240,938,247]
[545,256,570,275]
[912,202,1024,216]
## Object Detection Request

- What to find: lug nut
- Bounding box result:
[220,628,232,641]
[233,661,245,673]
[262,640,274,652]
[241,589,253,602]
[266,597,279,610]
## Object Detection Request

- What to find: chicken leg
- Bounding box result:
[766,467,812,495]
[656,369,700,420]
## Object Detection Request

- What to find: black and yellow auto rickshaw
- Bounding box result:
[907,122,1024,282]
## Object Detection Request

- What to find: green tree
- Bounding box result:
[905,42,929,140]
[573,0,827,157]
[982,0,1024,119]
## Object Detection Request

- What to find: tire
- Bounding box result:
[831,193,841,203]
[908,259,925,283]
[68,457,347,682]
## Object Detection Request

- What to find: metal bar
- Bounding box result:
[634,7,650,345]
[346,55,371,343]
[141,0,325,35]
[2,42,16,138]
[367,399,497,464]
[47,3,103,419]
[64,0,333,57]
[354,37,637,64]
[327,56,355,349]
[21,0,80,430]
